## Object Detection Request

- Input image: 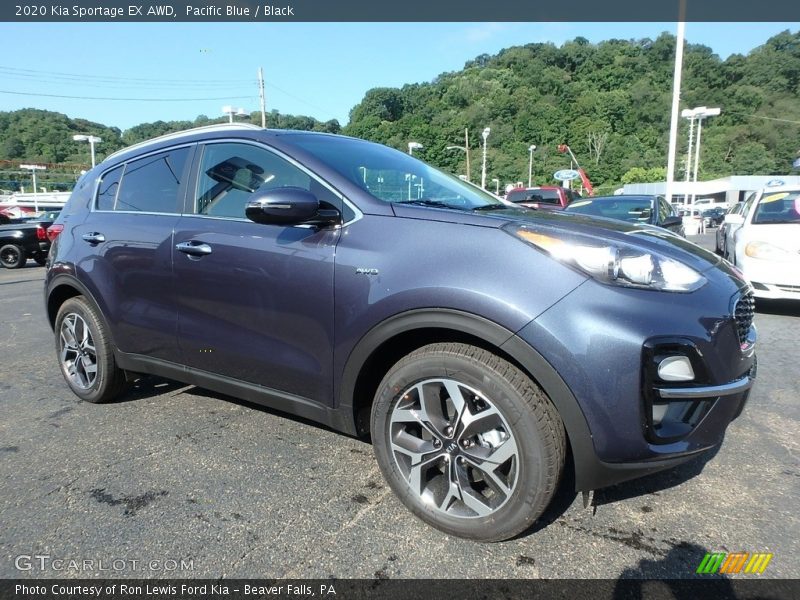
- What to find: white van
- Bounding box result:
[694,198,729,212]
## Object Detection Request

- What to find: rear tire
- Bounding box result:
[55,296,127,403]
[0,244,26,269]
[371,343,565,542]
[33,252,47,266]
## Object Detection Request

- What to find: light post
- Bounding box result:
[481,127,490,189]
[72,134,102,168]
[527,144,537,187]
[446,144,469,181]
[222,105,249,123]
[690,107,720,204]
[20,164,46,212]
[679,106,721,204]
[491,178,500,195]
[408,141,423,156]
[358,166,367,186]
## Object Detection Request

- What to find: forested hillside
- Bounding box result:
[0,110,339,191]
[1,31,798,193]
[344,31,800,192]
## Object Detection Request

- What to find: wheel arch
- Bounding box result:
[46,275,102,331]
[337,309,596,490]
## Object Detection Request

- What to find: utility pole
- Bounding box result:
[258,67,266,128]
[465,128,471,182]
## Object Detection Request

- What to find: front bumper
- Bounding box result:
[739,256,800,301]
[516,276,755,490]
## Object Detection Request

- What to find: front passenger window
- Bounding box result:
[195,142,326,219]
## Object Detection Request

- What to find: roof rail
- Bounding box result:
[106,123,263,162]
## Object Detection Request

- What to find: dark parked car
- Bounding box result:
[564,194,685,236]
[0,218,55,268]
[702,207,727,228]
[505,185,579,210]
[44,124,756,542]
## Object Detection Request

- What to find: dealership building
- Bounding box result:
[623,175,800,206]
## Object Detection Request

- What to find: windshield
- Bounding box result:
[288,135,504,210]
[752,191,800,225]
[564,197,654,223]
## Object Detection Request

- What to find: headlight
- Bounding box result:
[505,224,706,292]
[745,241,792,261]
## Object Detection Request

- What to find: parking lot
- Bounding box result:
[1,232,798,580]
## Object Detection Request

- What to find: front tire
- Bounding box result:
[371,343,565,542]
[0,244,26,269]
[55,296,127,403]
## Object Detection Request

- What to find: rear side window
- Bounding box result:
[96,166,123,211]
[98,147,190,213]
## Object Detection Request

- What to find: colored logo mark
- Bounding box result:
[696,552,773,575]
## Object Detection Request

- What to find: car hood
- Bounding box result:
[393,203,732,276]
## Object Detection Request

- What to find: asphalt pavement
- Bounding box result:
[1,232,798,580]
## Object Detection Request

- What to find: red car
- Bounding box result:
[505,186,580,210]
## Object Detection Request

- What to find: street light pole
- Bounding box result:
[73,134,102,168]
[680,108,697,203]
[481,127,491,189]
[446,144,468,180]
[491,178,500,195]
[690,107,720,204]
[222,106,249,124]
[20,164,46,212]
[528,144,537,187]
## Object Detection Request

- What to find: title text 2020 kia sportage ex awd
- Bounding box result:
[44,124,756,541]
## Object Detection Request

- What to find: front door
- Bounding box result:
[172,141,339,405]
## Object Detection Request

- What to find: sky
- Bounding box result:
[1,22,797,131]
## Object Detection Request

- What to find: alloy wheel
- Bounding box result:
[59,313,98,390]
[389,378,519,519]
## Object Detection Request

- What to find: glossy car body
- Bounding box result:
[44,124,756,539]
[564,195,685,236]
[506,186,578,210]
[727,186,800,300]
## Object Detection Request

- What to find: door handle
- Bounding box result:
[82,232,105,244]
[176,241,213,257]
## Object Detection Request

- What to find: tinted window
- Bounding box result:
[752,191,800,225]
[96,165,123,211]
[113,147,190,213]
[194,142,343,219]
[657,198,671,223]
[566,197,654,223]
[507,188,561,205]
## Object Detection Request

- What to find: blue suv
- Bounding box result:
[45,124,756,541]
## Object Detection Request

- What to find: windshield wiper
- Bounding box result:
[394,199,465,210]
[472,204,509,211]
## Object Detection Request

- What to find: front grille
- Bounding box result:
[734,291,755,346]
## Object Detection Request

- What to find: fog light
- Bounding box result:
[657,356,695,382]
[651,403,668,425]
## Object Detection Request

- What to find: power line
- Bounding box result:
[0,89,256,102]
[0,72,255,91]
[0,65,254,85]
[727,111,800,125]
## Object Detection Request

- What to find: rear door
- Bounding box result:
[73,145,193,361]
[172,140,342,405]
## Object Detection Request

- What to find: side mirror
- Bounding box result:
[724,213,744,225]
[661,216,682,228]
[245,187,340,227]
